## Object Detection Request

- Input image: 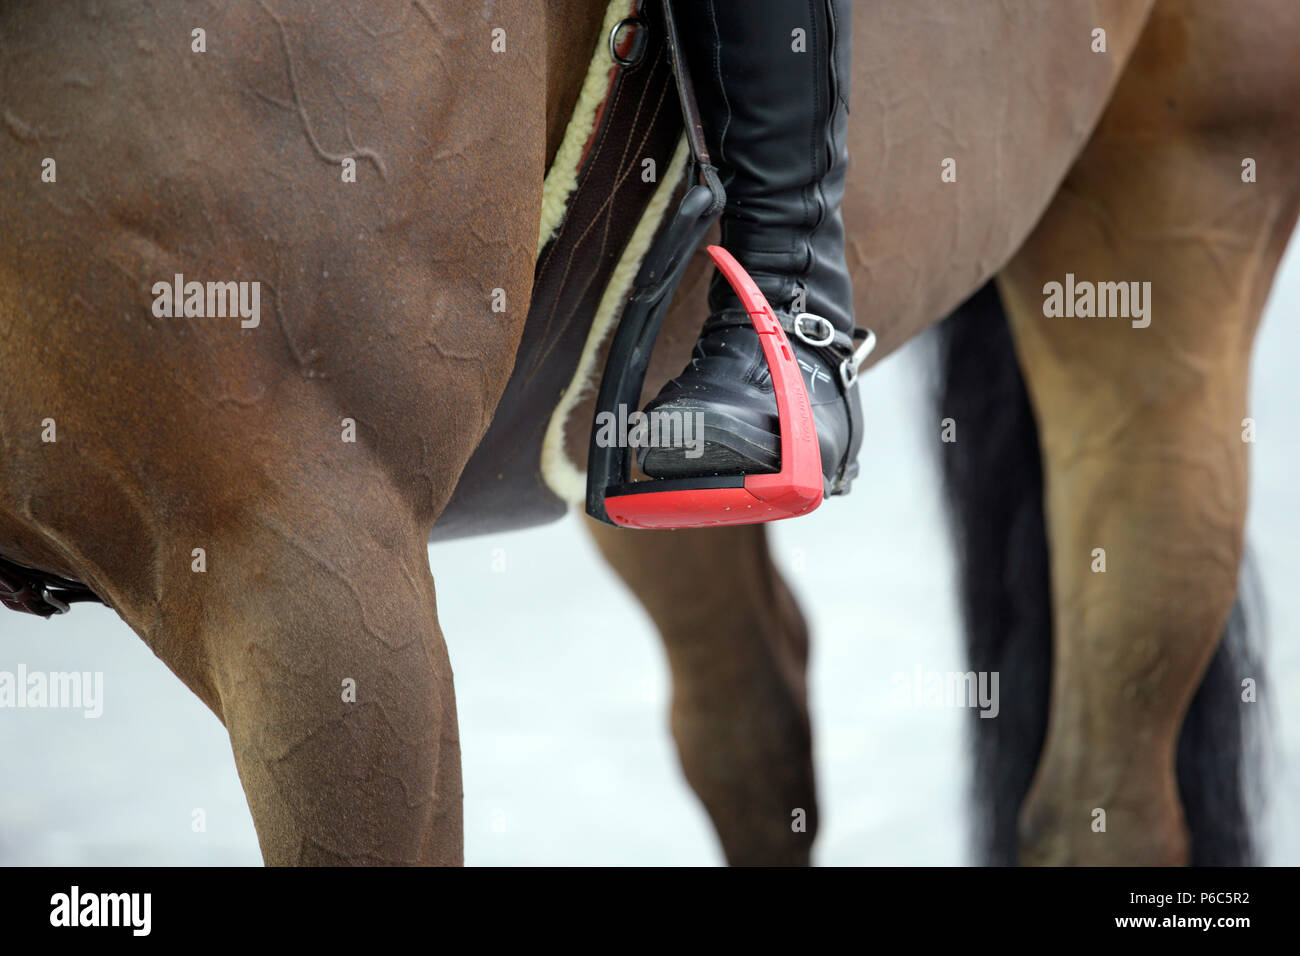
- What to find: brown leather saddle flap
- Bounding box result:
[433,1,683,540]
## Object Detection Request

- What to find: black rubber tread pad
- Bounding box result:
[639,415,780,478]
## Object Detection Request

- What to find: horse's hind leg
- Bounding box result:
[136,459,462,866]
[587,520,816,865]
[994,0,1300,864]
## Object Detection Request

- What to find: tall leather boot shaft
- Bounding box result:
[678,0,853,332]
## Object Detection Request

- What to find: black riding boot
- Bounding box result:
[639,0,864,493]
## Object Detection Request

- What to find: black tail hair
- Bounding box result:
[930,280,1266,865]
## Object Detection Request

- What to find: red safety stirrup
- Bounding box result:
[600,246,824,529]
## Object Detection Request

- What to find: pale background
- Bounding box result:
[2,241,1297,866]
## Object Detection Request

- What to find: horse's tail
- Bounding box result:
[930,279,1267,865]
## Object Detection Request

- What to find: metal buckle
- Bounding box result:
[41,589,71,614]
[609,17,648,67]
[793,312,835,348]
[840,328,878,388]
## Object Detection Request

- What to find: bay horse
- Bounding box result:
[2,0,1296,865]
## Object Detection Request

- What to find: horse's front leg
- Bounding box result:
[142,457,464,865]
[995,0,1300,865]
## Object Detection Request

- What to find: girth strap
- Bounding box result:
[0,554,101,618]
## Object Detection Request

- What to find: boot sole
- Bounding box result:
[638,409,858,499]
[638,413,780,478]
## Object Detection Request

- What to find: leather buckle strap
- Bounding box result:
[661,0,713,168]
[793,312,835,347]
[702,309,877,390]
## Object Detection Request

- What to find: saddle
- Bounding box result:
[433,0,689,539]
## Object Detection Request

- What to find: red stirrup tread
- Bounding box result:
[604,245,824,529]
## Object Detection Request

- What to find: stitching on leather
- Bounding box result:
[707,1,730,167]
[535,65,673,372]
